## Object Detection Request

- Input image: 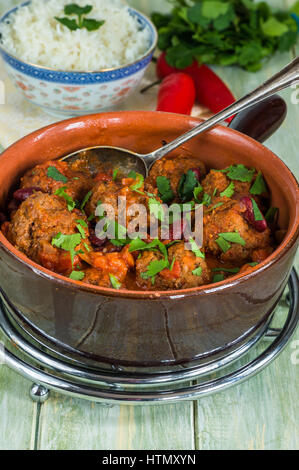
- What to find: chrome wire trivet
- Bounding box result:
[0,269,298,405]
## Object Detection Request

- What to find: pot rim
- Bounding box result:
[0,111,298,300]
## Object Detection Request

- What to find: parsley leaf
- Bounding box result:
[202,193,212,206]
[192,266,202,277]
[128,170,137,179]
[188,237,205,259]
[194,184,203,202]
[250,171,268,195]
[113,169,119,181]
[70,271,85,281]
[156,176,174,204]
[216,236,231,253]
[52,232,82,267]
[251,198,264,221]
[219,231,246,246]
[224,165,255,183]
[130,173,144,193]
[220,182,235,198]
[55,187,76,211]
[129,238,168,261]
[55,3,105,32]
[55,17,79,30]
[47,166,68,183]
[81,190,92,212]
[178,170,199,203]
[213,273,225,283]
[141,259,169,281]
[109,274,122,290]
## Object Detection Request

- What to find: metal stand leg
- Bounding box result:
[30,384,50,403]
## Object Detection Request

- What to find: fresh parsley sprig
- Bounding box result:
[55,3,105,32]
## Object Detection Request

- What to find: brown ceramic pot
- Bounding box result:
[0,111,298,373]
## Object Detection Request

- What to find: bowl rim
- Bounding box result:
[0,1,158,74]
[0,111,298,300]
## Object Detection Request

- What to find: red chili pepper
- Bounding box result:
[157,53,236,122]
[157,72,196,115]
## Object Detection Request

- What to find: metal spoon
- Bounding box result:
[62,57,299,177]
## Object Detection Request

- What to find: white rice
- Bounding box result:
[0,0,152,71]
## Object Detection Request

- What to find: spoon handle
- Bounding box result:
[144,56,299,168]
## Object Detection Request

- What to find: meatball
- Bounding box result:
[20,160,92,201]
[6,192,89,273]
[146,155,206,200]
[136,242,211,290]
[81,246,135,288]
[203,199,272,263]
[87,174,149,231]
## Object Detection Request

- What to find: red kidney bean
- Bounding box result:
[13,187,43,202]
[0,212,7,224]
[240,196,267,233]
[190,168,201,181]
[88,223,107,248]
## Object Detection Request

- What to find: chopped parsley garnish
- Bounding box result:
[55,4,105,32]
[248,262,259,267]
[169,257,176,271]
[55,187,76,211]
[83,242,90,252]
[216,236,231,253]
[156,176,175,204]
[193,184,203,203]
[219,232,246,246]
[178,170,199,203]
[76,219,88,228]
[251,198,264,221]
[52,232,82,267]
[129,237,168,260]
[188,237,205,259]
[130,173,144,194]
[222,165,255,183]
[220,182,235,198]
[206,202,224,213]
[81,190,92,212]
[47,166,68,183]
[213,273,225,283]
[192,266,202,277]
[140,259,169,283]
[216,231,245,253]
[128,170,137,179]
[202,193,211,206]
[109,274,122,290]
[70,271,85,281]
[250,171,268,195]
[76,223,86,239]
[113,169,119,181]
[265,207,278,223]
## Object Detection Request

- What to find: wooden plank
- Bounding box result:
[37,395,195,450]
[0,336,37,450]
[194,0,299,448]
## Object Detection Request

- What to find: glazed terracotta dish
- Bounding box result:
[1,152,277,292]
[0,112,298,372]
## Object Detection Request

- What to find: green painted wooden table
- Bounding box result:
[0,0,298,450]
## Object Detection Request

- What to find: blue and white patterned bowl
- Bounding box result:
[0,2,157,117]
